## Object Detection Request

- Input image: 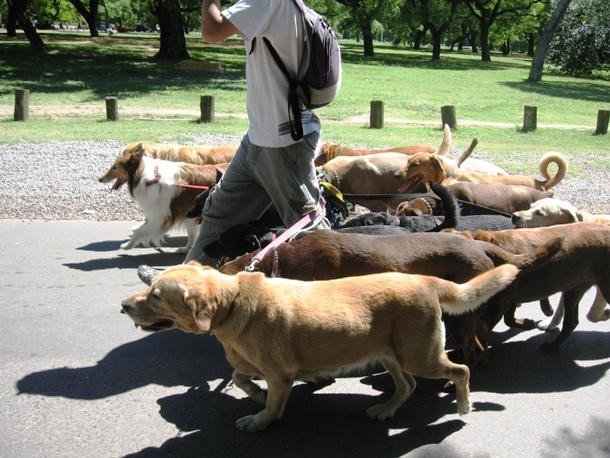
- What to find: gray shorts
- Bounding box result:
[184,131,328,264]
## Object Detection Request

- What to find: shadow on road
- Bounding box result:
[15,325,610,456]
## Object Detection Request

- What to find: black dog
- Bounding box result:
[341,183,514,232]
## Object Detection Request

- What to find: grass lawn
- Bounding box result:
[1,31,608,169]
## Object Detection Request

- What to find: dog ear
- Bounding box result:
[186,290,213,332]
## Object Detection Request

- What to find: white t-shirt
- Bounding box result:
[223,0,320,148]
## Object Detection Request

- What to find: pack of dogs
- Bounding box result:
[100,130,610,432]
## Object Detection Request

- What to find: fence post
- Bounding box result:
[522,105,537,132]
[595,109,609,135]
[14,89,30,121]
[440,105,457,130]
[105,97,118,121]
[370,100,384,128]
[200,95,215,123]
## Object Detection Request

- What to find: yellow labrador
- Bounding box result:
[121,263,518,432]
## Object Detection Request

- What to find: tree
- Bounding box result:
[462,0,545,61]
[405,0,460,60]
[335,0,390,56]
[152,0,189,60]
[528,0,571,81]
[6,0,47,51]
[66,0,99,36]
[547,0,609,77]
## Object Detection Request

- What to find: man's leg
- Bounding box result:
[249,131,329,231]
[184,136,274,264]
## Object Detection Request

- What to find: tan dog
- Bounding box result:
[99,142,236,190]
[394,152,567,193]
[512,198,610,228]
[320,152,411,211]
[121,262,519,431]
[314,124,451,166]
[447,182,553,214]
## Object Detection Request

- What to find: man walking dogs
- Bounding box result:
[184,0,331,265]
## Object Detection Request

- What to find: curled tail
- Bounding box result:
[437,124,452,156]
[456,138,479,166]
[436,264,519,316]
[539,153,568,190]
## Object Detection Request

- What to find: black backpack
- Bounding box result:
[252,0,342,141]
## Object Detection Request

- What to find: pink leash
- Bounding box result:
[245,208,321,272]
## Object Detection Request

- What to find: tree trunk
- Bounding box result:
[501,38,510,55]
[467,30,477,53]
[528,0,572,82]
[7,0,17,36]
[11,0,46,52]
[413,28,424,49]
[66,0,99,37]
[527,33,535,57]
[155,0,189,60]
[431,29,442,60]
[360,19,374,57]
[480,20,491,61]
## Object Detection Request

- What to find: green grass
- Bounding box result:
[1,32,609,171]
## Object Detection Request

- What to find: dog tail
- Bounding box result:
[456,138,478,166]
[437,124,452,156]
[539,153,568,189]
[437,264,519,316]
[426,183,459,232]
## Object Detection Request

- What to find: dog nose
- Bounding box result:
[121,302,132,314]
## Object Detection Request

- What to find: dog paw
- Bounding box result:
[235,414,270,432]
[537,319,557,331]
[120,240,134,250]
[457,401,472,416]
[366,403,396,421]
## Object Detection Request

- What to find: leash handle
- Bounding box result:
[244,208,321,272]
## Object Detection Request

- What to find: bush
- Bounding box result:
[548,0,610,76]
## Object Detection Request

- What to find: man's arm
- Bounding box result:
[201,0,238,43]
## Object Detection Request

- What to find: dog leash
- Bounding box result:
[172,183,210,191]
[244,207,322,272]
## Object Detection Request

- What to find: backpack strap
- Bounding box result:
[262,37,304,141]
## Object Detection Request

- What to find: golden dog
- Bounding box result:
[314,124,451,166]
[121,262,519,431]
[512,198,610,227]
[394,152,567,193]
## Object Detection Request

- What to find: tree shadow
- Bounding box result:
[501,80,610,103]
[540,417,610,458]
[0,37,246,100]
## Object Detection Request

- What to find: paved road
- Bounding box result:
[1,220,609,457]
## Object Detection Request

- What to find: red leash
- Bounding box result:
[173,183,210,191]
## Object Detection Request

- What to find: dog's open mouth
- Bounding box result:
[397,174,422,193]
[112,178,127,191]
[136,319,174,332]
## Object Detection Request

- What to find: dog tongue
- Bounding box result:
[397,176,419,193]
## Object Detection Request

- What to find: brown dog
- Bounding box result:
[220,230,560,365]
[320,152,411,211]
[468,223,610,351]
[98,148,228,252]
[446,182,554,214]
[121,262,519,431]
[314,125,450,166]
[394,152,568,193]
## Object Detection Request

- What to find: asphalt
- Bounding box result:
[1,220,609,458]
